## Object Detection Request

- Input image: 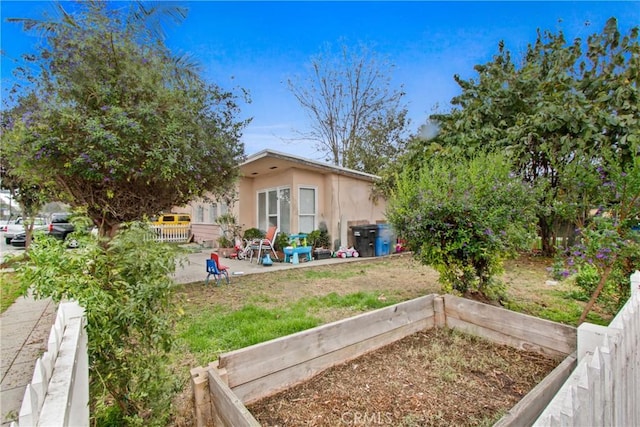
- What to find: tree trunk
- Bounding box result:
[538,216,556,257]
[578,257,616,325]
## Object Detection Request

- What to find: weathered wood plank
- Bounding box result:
[220,295,436,387]
[444,295,576,355]
[234,317,433,404]
[446,316,570,358]
[207,369,260,427]
[496,353,576,427]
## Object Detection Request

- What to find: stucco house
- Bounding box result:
[188,149,388,250]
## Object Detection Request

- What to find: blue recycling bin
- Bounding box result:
[375,223,393,256]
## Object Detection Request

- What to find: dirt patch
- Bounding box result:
[247,328,560,426]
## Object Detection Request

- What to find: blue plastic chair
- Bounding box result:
[205,258,230,286]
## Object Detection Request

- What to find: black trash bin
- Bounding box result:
[352,224,377,257]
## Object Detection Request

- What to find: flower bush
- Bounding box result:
[387,153,536,300]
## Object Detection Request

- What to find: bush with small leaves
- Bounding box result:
[387,153,536,300]
[16,220,183,425]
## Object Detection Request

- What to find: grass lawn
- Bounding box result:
[1,271,24,313]
[1,252,30,313]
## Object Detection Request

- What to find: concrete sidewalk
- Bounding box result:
[0,246,359,424]
[1,292,57,426]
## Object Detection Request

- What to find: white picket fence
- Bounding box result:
[534,271,640,426]
[149,225,191,243]
[11,302,89,427]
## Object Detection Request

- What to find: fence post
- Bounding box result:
[37,302,88,426]
[631,270,640,297]
[577,323,609,363]
[433,296,445,327]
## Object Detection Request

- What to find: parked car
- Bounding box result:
[152,213,191,226]
[9,232,28,247]
[48,213,77,247]
[2,216,49,244]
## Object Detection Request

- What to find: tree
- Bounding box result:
[387,153,537,300]
[288,43,408,174]
[553,142,640,323]
[2,1,251,423]
[3,1,249,237]
[1,100,63,249]
[422,18,638,256]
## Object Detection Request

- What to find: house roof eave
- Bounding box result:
[241,149,380,182]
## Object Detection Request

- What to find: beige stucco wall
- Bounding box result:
[189,166,387,249]
[323,174,387,249]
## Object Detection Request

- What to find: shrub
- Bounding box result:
[243,227,264,240]
[387,153,536,300]
[274,232,291,251]
[307,229,331,249]
[217,235,234,248]
[15,221,181,424]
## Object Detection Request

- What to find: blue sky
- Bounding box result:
[1,1,639,160]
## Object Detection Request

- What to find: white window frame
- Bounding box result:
[208,203,218,224]
[257,186,290,234]
[298,186,317,233]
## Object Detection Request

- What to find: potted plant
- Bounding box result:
[273,232,291,262]
[307,229,332,259]
[243,228,264,241]
[216,235,235,257]
[216,213,238,258]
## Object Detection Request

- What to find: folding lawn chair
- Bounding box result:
[249,225,280,264]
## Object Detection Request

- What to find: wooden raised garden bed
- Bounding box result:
[191,294,577,426]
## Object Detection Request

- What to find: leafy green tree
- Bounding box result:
[1,103,63,249]
[553,143,640,323]
[288,43,408,174]
[417,18,638,256]
[3,2,251,423]
[3,1,249,237]
[387,153,536,300]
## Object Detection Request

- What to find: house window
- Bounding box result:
[196,205,204,223]
[209,203,218,223]
[299,187,316,233]
[220,203,228,216]
[257,187,290,234]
